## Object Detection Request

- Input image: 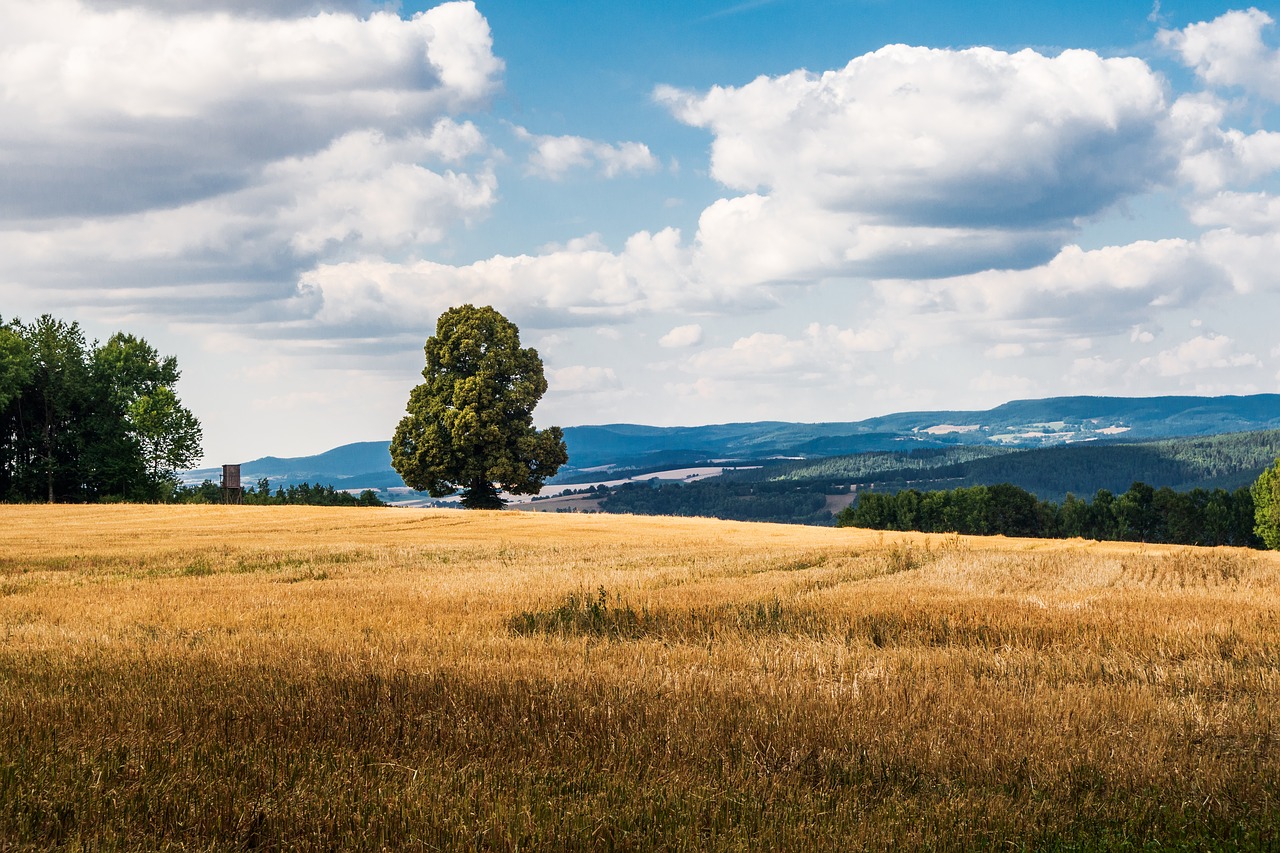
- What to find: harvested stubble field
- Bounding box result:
[1,506,1278,851]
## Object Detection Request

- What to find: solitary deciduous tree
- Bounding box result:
[390,305,568,509]
[1254,457,1280,550]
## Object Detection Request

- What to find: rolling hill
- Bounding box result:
[185,394,1280,492]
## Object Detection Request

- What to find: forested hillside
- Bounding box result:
[597,430,1280,526]
[184,395,1280,492]
[777,430,1280,501]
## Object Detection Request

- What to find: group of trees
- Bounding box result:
[837,481,1265,548]
[176,477,384,507]
[1,315,202,502]
[2,304,567,510]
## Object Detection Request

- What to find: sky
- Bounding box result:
[3,0,1280,466]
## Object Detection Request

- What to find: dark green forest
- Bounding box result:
[837,481,1260,548]
[0,314,201,502]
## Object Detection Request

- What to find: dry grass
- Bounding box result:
[2,504,1279,850]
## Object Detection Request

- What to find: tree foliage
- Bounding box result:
[391,305,567,509]
[1253,458,1280,550]
[0,314,202,502]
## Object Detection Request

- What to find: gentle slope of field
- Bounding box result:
[2,505,1279,850]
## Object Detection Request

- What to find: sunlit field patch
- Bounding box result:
[2,505,1278,850]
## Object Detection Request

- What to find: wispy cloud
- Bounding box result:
[697,0,787,23]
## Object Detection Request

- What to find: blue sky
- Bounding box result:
[2,0,1279,464]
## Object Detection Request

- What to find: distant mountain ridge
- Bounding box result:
[184,394,1280,490]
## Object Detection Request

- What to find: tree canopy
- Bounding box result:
[0,314,202,502]
[390,305,568,509]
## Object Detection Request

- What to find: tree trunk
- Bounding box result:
[461,479,504,510]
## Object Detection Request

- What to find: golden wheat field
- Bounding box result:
[2,504,1279,851]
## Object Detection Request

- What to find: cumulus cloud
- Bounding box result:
[658,45,1171,229]
[549,365,621,393]
[881,240,1231,344]
[1139,333,1261,376]
[685,323,895,381]
[0,126,497,297]
[1198,227,1280,295]
[1170,95,1280,193]
[0,0,507,331]
[659,324,704,348]
[0,0,501,217]
[295,248,646,335]
[1160,8,1280,100]
[513,127,660,179]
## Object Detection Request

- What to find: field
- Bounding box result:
[2,505,1279,850]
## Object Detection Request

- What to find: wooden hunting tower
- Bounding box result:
[221,464,242,504]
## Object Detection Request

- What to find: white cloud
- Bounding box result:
[1198,225,1280,294]
[659,324,704,348]
[515,127,660,179]
[1139,333,1260,377]
[658,45,1170,229]
[1160,8,1280,100]
[549,365,620,393]
[1170,95,1280,193]
[881,239,1229,345]
[685,322,894,381]
[0,127,498,298]
[296,248,647,334]
[985,343,1026,359]
[0,0,501,218]
[1189,191,1280,235]
[1130,326,1157,344]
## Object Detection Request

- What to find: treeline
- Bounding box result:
[600,479,836,525]
[837,482,1261,548]
[177,478,384,507]
[1,314,201,502]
